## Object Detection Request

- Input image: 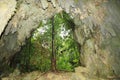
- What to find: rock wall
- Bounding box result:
[0,0,16,36]
[0,0,120,79]
[73,0,120,78]
[0,0,62,67]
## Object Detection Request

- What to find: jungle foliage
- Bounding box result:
[12,11,80,72]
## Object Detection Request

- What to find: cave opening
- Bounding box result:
[11,11,81,72]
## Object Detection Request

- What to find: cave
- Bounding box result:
[11,12,80,72]
[0,0,120,80]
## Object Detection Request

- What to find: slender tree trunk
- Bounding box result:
[28,38,31,71]
[51,16,56,72]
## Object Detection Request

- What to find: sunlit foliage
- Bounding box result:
[13,11,80,72]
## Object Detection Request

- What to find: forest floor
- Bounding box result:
[1,67,105,80]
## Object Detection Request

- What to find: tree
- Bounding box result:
[12,12,80,72]
[51,16,57,71]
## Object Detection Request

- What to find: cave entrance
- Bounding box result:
[13,11,80,72]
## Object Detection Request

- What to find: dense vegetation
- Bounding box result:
[12,12,80,72]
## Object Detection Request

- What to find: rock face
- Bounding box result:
[0,0,16,36]
[0,0,120,79]
[0,0,62,69]
[73,0,120,78]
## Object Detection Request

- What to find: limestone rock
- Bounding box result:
[0,0,61,72]
[40,0,48,10]
[0,0,16,36]
[0,0,120,79]
[73,0,120,78]
[58,0,75,13]
[51,0,56,8]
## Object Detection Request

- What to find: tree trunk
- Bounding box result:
[51,16,57,72]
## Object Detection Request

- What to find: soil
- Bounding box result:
[1,67,106,80]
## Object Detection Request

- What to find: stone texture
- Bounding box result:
[73,0,120,78]
[40,0,48,10]
[0,0,120,79]
[0,0,16,36]
[0,0,62,72]
[51,0,56,8]
[58,0,75,13]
